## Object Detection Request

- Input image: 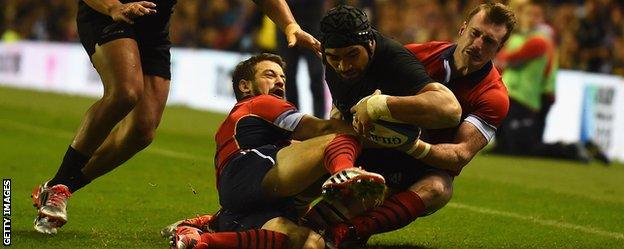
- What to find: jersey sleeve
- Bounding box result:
[464,83,509,142]
[250,95,306,132]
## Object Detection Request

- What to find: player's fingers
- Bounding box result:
[136,6,152,15]
[358,122,366,136]
[121,7,136,17]
[138,1,157,8]
[361,122,371,136]
[352,119,359,133]
[310,37,322,57]
[287,33,297,48]
[137,2,157,14]
[354,119,365,136]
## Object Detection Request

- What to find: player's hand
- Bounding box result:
[109,1,157,24]
[285,23,322,58]
[351,89,382,136]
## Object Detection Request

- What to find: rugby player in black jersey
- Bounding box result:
[312,5,462,247]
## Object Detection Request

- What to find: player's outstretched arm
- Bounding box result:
[404,121,488,173]
[83,0,157,24]
[291,115,356,141]
[253,0,321,56]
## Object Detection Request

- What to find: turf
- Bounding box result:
[1,86,622,248]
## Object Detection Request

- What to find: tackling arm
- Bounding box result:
[291,115,356,141]
[406,121,488,173]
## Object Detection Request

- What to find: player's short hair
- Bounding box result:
[320,5,373,49]
[465,3,517,45]
[231,53,286,101]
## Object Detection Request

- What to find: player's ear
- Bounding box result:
[238,79,252,95]
[459,21,467,36]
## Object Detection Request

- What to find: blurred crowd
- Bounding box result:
[1,0,623,75]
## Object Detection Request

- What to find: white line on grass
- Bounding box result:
[448,202,624,240]
[0,119,211,162]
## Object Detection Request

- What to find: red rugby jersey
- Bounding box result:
[214,95,305,176]
[405,42,509,144]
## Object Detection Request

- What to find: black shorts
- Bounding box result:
[357,148,442,190]
[217,145,296,231]
[76,1,174,79]
[358,148,452,217]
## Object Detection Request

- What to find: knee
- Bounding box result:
[412,174,453,210]
[427,178,453,204]
[105,81,143,109]
[129,121,157,148]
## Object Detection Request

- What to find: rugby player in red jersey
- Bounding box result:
[166,53,387,249]
[30,0,323,235]
[311,3,517,247]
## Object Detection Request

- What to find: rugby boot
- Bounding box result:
[300,198,357,232]
[31,182,72,234]
[171,225,207,249]
[161,213,219,239]
[322,167,386,208]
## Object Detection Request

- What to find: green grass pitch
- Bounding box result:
[1,86,623,248]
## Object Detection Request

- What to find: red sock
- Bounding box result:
[350,191,426,237]
[200,229,287,249]
[323,134,362,174]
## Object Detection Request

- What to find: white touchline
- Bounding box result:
[0,119,211,162]
[448,202,624,240]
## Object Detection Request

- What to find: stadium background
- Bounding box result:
[1,0,623,248]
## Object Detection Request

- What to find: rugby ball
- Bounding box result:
[367,119,420,148]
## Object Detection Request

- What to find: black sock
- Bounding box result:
[48,146,92,192]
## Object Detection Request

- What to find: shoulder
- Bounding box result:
[374,31,412,59]
[245,95,298,121]
[373,32,424,68]
[474,68,508,105]
[248,94,292,107]
[404,41,453,57]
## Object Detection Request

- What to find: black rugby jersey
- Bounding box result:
[325,30,434,122]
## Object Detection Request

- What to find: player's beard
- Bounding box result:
[249,82,262,96]
[249,81,285,99]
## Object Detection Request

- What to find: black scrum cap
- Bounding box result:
[320,5,373,48]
